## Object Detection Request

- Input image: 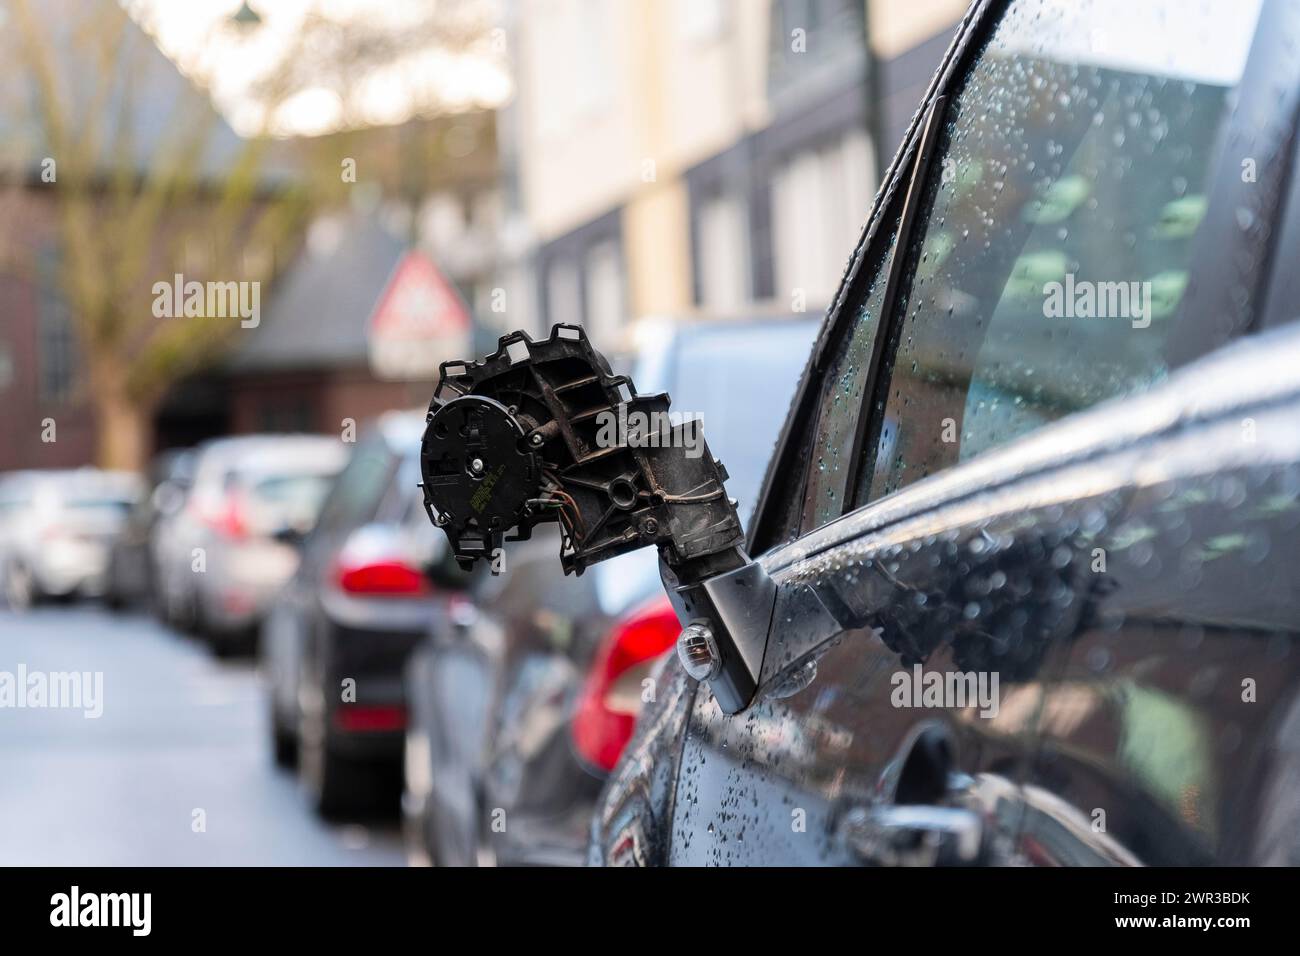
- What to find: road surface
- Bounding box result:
[0,604,404,866]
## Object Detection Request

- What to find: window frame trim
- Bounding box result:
[1181,0,1300,350]
[839,93,946,508]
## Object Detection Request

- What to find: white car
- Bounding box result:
[0,469,143,608]
[151,434,347,652]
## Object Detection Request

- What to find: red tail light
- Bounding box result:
[334,704,407,733]
[572,596,679,772]
[193,494,247,540]
[334,559,430,597]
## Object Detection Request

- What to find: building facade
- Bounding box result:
[0,185,98,472]
[496,0,968,352]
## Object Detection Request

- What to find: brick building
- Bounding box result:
[0,0,252,474]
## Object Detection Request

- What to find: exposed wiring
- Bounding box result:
[537,469,586,538]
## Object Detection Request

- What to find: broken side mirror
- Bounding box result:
[417,324,774,714]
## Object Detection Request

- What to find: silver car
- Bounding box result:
[0,469,143,608]
[151,435,347,652]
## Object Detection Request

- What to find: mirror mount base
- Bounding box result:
[661,547,776,715]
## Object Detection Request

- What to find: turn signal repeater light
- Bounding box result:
[418,324,776,715]
[676,622,721,682]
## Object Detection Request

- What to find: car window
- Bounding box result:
[850,0,1263,504]
[309,437,396,541]
[60,497,135,517]
[375,445,423,525]
[242,472,337,535]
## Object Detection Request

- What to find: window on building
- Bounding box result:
[546,256,583,327]
[698,192,752,312]
[584,240,626,342]
[768,0,865,96]
[37,246,76,404]
[771,128,876,309]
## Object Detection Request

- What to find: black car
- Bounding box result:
[105,449,195,611]
[402,315,816,865]
[262,411,467,816]
[586,0,1300,865]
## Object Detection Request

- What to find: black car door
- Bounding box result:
[644,0,1299,866]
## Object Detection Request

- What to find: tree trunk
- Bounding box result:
[96,386,153,473]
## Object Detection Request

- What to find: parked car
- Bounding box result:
[262,412,469,817]
[401,315,817,866]
[152,434,347,651]
[0,473,33,594]
[589,0,1300,866]
[105,449,196,611]
[0,469,142,609]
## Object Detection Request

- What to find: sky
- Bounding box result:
[125,0,511,138]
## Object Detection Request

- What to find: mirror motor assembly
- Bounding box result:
[418,324,776,713]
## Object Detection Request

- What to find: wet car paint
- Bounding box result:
[592,324,1300,865]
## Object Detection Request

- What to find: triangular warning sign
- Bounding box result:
[367,250,471,379]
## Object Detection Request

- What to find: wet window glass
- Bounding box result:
[857,0,1263,504]
[799,227,898,531]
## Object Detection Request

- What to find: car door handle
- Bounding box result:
[840,802,985,867]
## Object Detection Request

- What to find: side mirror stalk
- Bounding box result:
[662,548,776,714]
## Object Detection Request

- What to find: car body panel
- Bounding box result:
[593,324,1300,865]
